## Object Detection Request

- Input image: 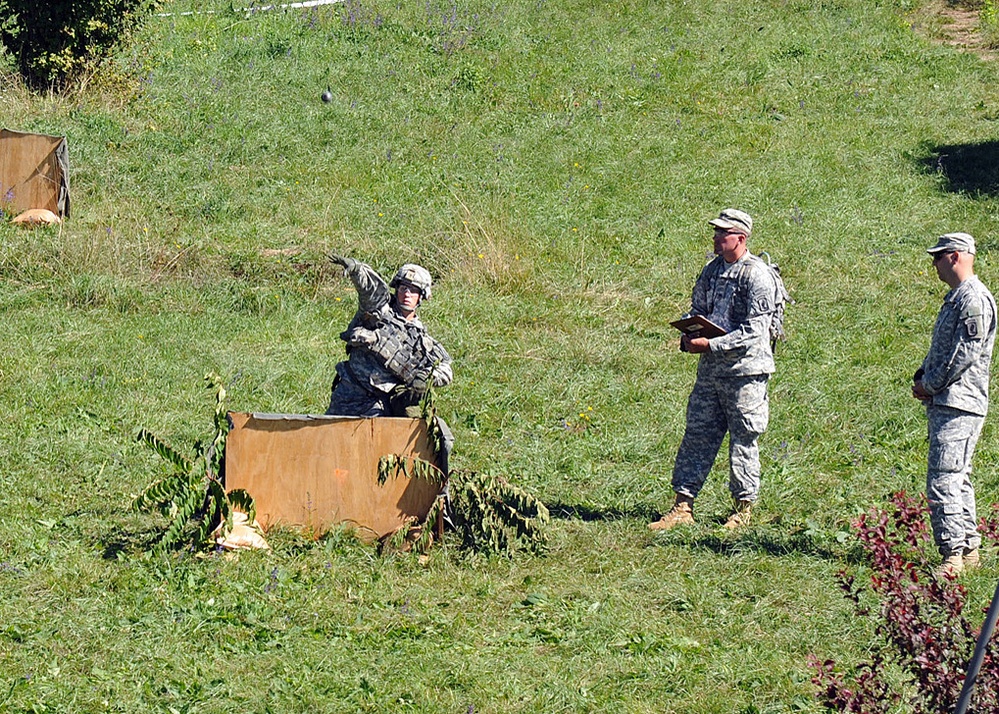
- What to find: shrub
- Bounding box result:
[983,0,999,48]
[1,0,157,90]
[810,492,999,714]
[377,392,549,555]
[133,373,256,554]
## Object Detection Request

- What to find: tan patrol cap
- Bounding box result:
[708,208,753,236]
[927,232,976,256]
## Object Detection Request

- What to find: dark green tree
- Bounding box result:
[1,0,157,89]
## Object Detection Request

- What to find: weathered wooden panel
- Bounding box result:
[224,413,440,539]
[0,129,70,216]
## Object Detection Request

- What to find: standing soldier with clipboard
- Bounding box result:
[650,209,783,531]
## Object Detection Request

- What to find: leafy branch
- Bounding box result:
[378,445,549,555]
[810,491,999,713]
[133,372,256,554]
[379,386,550,555]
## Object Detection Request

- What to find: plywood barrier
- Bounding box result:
[0,129,70,217]
[224,412,441,539]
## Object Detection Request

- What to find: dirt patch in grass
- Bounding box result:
[910,0,997,60]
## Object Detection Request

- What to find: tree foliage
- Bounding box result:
[1,0,157,89]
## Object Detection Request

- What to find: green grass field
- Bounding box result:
[3,0,999,711]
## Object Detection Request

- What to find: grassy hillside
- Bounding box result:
[3,0,999,711]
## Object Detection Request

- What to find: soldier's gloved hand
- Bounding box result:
[328,253,356,270]
[346,327,377,346]
[409,368,431,392]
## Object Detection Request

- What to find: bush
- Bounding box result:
[1,0,157,90]
[810,492,999,714]
[983,0,999,48]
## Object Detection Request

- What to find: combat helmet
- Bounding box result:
[390,263,433,300]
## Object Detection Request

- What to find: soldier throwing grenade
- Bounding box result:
[326,255,453,418]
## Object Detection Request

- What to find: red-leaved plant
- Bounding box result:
[810,491,999,713]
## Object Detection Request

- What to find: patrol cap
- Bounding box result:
[927,232,976,256]
[709,208,753,236]
[390,263,433,300]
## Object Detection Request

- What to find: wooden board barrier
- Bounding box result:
[0,129,70,217]
[224,412,441,539]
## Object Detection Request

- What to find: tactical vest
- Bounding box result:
[343,316,446,391]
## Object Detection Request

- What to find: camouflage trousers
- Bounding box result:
[326,369,426,418]
[326,373,394,417]
[926,405,983,556]
[672,373,770,502]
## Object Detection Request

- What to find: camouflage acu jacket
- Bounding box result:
[921,275,997,417]
[688,251,778,378]
[336,261,453,394]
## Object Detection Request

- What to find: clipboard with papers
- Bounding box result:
[669,315,727,338]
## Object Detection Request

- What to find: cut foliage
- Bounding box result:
[133,372,256,554]
[377,391,549,555]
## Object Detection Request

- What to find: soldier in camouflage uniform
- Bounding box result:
[326,256,453,418]
[650,209,780,531]
[912,233,996,576]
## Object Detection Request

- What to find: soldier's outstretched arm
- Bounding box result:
[330,255,391,312]
[328,253,356,270]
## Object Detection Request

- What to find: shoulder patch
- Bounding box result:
[965,315,984,339]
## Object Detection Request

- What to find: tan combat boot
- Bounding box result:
[649,495,695,531]
[963,547,981,571]
[723,500,753,529]
[936,552,964,578]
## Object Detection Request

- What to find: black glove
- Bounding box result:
[328,253,356,270]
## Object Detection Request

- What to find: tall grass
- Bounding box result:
[3,0,999,711]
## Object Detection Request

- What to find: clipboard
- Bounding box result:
[669,315,727,338]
